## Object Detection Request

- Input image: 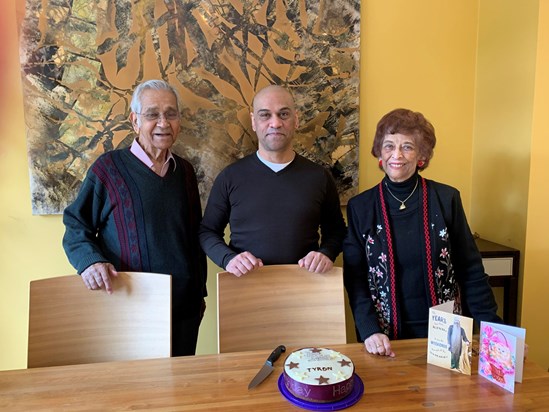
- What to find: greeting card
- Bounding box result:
[427,300,474,375]
[478,321,526,393]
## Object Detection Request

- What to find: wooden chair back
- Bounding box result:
[28,272,171,368]
[217,265,346,353]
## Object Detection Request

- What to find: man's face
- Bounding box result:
[130,89,180,157]
[251,87,298,154]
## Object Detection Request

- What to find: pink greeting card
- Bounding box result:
[478,321,526,393]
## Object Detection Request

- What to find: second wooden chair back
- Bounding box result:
[28,272,171,368]
[217,265,346,353]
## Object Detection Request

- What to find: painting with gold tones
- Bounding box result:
[18,0,360,214]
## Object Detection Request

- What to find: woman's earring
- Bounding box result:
[378,159,383,169]
[418,160,425,168]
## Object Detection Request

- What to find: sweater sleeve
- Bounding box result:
[62,172,110,274]
[181,158,208,297]
[198,170,238,269]
[442,188,502,324]
[343,197,383,341]
[317,169,347,261]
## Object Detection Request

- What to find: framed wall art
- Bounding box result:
[19,0,360,214]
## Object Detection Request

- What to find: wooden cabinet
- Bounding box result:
[475,238,520,326]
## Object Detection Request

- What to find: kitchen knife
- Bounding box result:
[248,345,286,389]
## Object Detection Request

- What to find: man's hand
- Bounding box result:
[364,333,395,357]
[226,252,263,277]
[298,251,333,273]
[81,262,118,294]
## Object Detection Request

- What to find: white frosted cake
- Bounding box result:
[283,347,355,403]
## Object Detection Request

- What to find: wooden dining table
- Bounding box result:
[0,339,547,411]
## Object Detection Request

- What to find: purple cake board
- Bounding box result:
[278,373,364,411]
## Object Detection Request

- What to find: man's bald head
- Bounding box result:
[252,85,296,112]
[250,85,299,163]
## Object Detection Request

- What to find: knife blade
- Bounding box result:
[248,345,286,389]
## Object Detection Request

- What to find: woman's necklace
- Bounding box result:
[384,178,419,210]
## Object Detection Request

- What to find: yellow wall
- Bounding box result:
[362,1,479,209]
[1,1,77,371]
[471,0,539,324]
[522,0,549,370]
[1,0,548,371]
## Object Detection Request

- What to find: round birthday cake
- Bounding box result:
[282,347,355,403]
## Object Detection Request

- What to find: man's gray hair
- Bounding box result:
[130,79,181,114]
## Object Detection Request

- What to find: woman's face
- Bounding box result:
[379,133,424,182]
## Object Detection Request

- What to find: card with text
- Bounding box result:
[427,300,473,375]
[478,321,526,393]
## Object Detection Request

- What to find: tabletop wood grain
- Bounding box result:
[1,339,547,411]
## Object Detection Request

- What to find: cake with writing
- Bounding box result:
[283,347,355,403]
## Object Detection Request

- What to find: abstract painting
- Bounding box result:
[18,0,360,214]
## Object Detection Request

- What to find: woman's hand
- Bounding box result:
[364,333,395,357]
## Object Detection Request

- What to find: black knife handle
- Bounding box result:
[266,345,286,366]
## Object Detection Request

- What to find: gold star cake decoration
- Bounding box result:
[286,361,299,369]
[316,375,330,385]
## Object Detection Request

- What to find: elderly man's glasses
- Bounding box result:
[137,111,180,122]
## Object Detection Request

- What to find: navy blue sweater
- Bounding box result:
[63,148,206,317]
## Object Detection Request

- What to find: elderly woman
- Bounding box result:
[343,108,502,357]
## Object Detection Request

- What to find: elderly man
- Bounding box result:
[63,79,206,356]
[447,317,470,371]
[199,85,346,276]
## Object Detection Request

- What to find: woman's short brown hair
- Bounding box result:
[371,108,436,170]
